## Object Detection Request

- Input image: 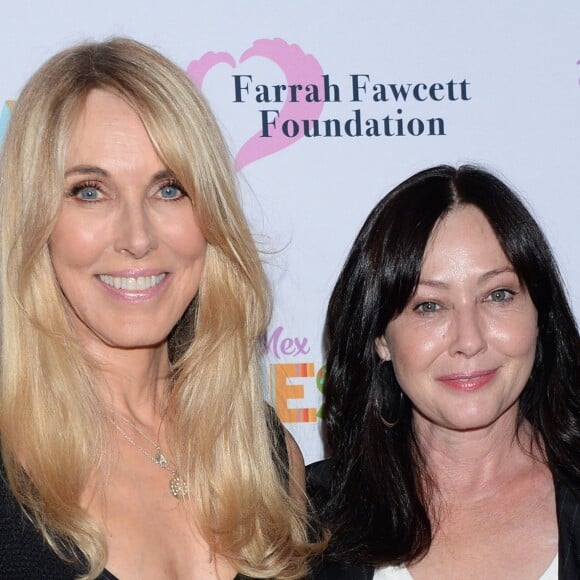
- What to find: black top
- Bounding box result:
[0,405,287,579]
[307,459,580,580]
[0,465,247,579]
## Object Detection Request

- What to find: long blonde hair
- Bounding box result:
[0,38,314,578]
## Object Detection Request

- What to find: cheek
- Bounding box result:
[50,212,106,270]
[488,311,538,358]
[387,331,441,386]
[159,206,206,252]
[388,322,447,366]
[168,223,207,261]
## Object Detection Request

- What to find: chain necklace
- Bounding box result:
[107,412,189,500]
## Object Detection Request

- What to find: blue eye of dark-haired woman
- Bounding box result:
[486,289,515,303]
[414,301,441,314]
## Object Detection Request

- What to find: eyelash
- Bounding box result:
[157,180,187,201]
[413,301,440,314]
[67,180,103,202]
[485,288,516,303]
[66,179,188,202]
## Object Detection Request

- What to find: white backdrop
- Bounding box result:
[1,1,578,463]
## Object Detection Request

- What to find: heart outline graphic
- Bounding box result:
[187,39,325,170]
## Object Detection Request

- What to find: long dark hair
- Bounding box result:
[321,165,580,565]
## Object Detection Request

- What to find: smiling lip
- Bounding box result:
[96,271,168,301]
[98,273,166,291]
[437,369,498,391]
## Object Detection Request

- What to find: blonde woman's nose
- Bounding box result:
[114,201,158,259]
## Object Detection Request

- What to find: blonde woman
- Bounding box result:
[0,38,315,579]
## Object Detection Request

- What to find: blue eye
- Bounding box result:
[415,301,440,314]
[70,184,102,201]
[487,289,514,303]
[159,184,184,200]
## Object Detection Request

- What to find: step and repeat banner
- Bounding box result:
[1,2,578,463]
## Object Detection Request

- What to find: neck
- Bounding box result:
[89,341,171,424]
[414,405,540,503]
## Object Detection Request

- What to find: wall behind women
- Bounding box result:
[1,1,578,463]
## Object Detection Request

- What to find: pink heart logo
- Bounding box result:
[187,39,325,170]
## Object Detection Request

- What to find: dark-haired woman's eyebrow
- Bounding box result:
[417,266,516,290]
[479,266,516,282]
[417,279,449,289]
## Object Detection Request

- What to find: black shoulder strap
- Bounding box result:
[265,404,289,489]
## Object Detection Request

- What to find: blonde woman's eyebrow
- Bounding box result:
[150,170,174,183]
[65,165,108,177]
[65,166,174,186]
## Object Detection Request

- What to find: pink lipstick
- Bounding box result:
[437,369,498,392]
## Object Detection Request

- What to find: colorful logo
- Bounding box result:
[264,325,324,423]
[188,38,325,170]
[270,362,325,423]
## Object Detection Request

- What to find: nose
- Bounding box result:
[114,200,157,259]
[448,304,487,357]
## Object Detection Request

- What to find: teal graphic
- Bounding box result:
[0,102,13,146]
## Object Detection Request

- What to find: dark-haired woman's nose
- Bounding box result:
[448,305,487,358]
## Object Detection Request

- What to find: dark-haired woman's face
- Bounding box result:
[375,205,538,435]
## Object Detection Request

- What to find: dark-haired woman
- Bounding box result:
[308,165,580,579]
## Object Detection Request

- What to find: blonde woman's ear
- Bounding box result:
[374,334,392,362]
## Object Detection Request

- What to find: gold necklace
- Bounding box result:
[107,412,188,500]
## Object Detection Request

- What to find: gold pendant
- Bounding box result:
[169,473,189,499]
[155,448,168,468]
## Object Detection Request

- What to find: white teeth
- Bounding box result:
[99,274,166,291]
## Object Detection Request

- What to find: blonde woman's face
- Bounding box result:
[50,89,207,352]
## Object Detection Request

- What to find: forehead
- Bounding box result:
[421,205,512,279]
[69,89,141,139]
[77,86,137,116]
[66,89,162,170]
